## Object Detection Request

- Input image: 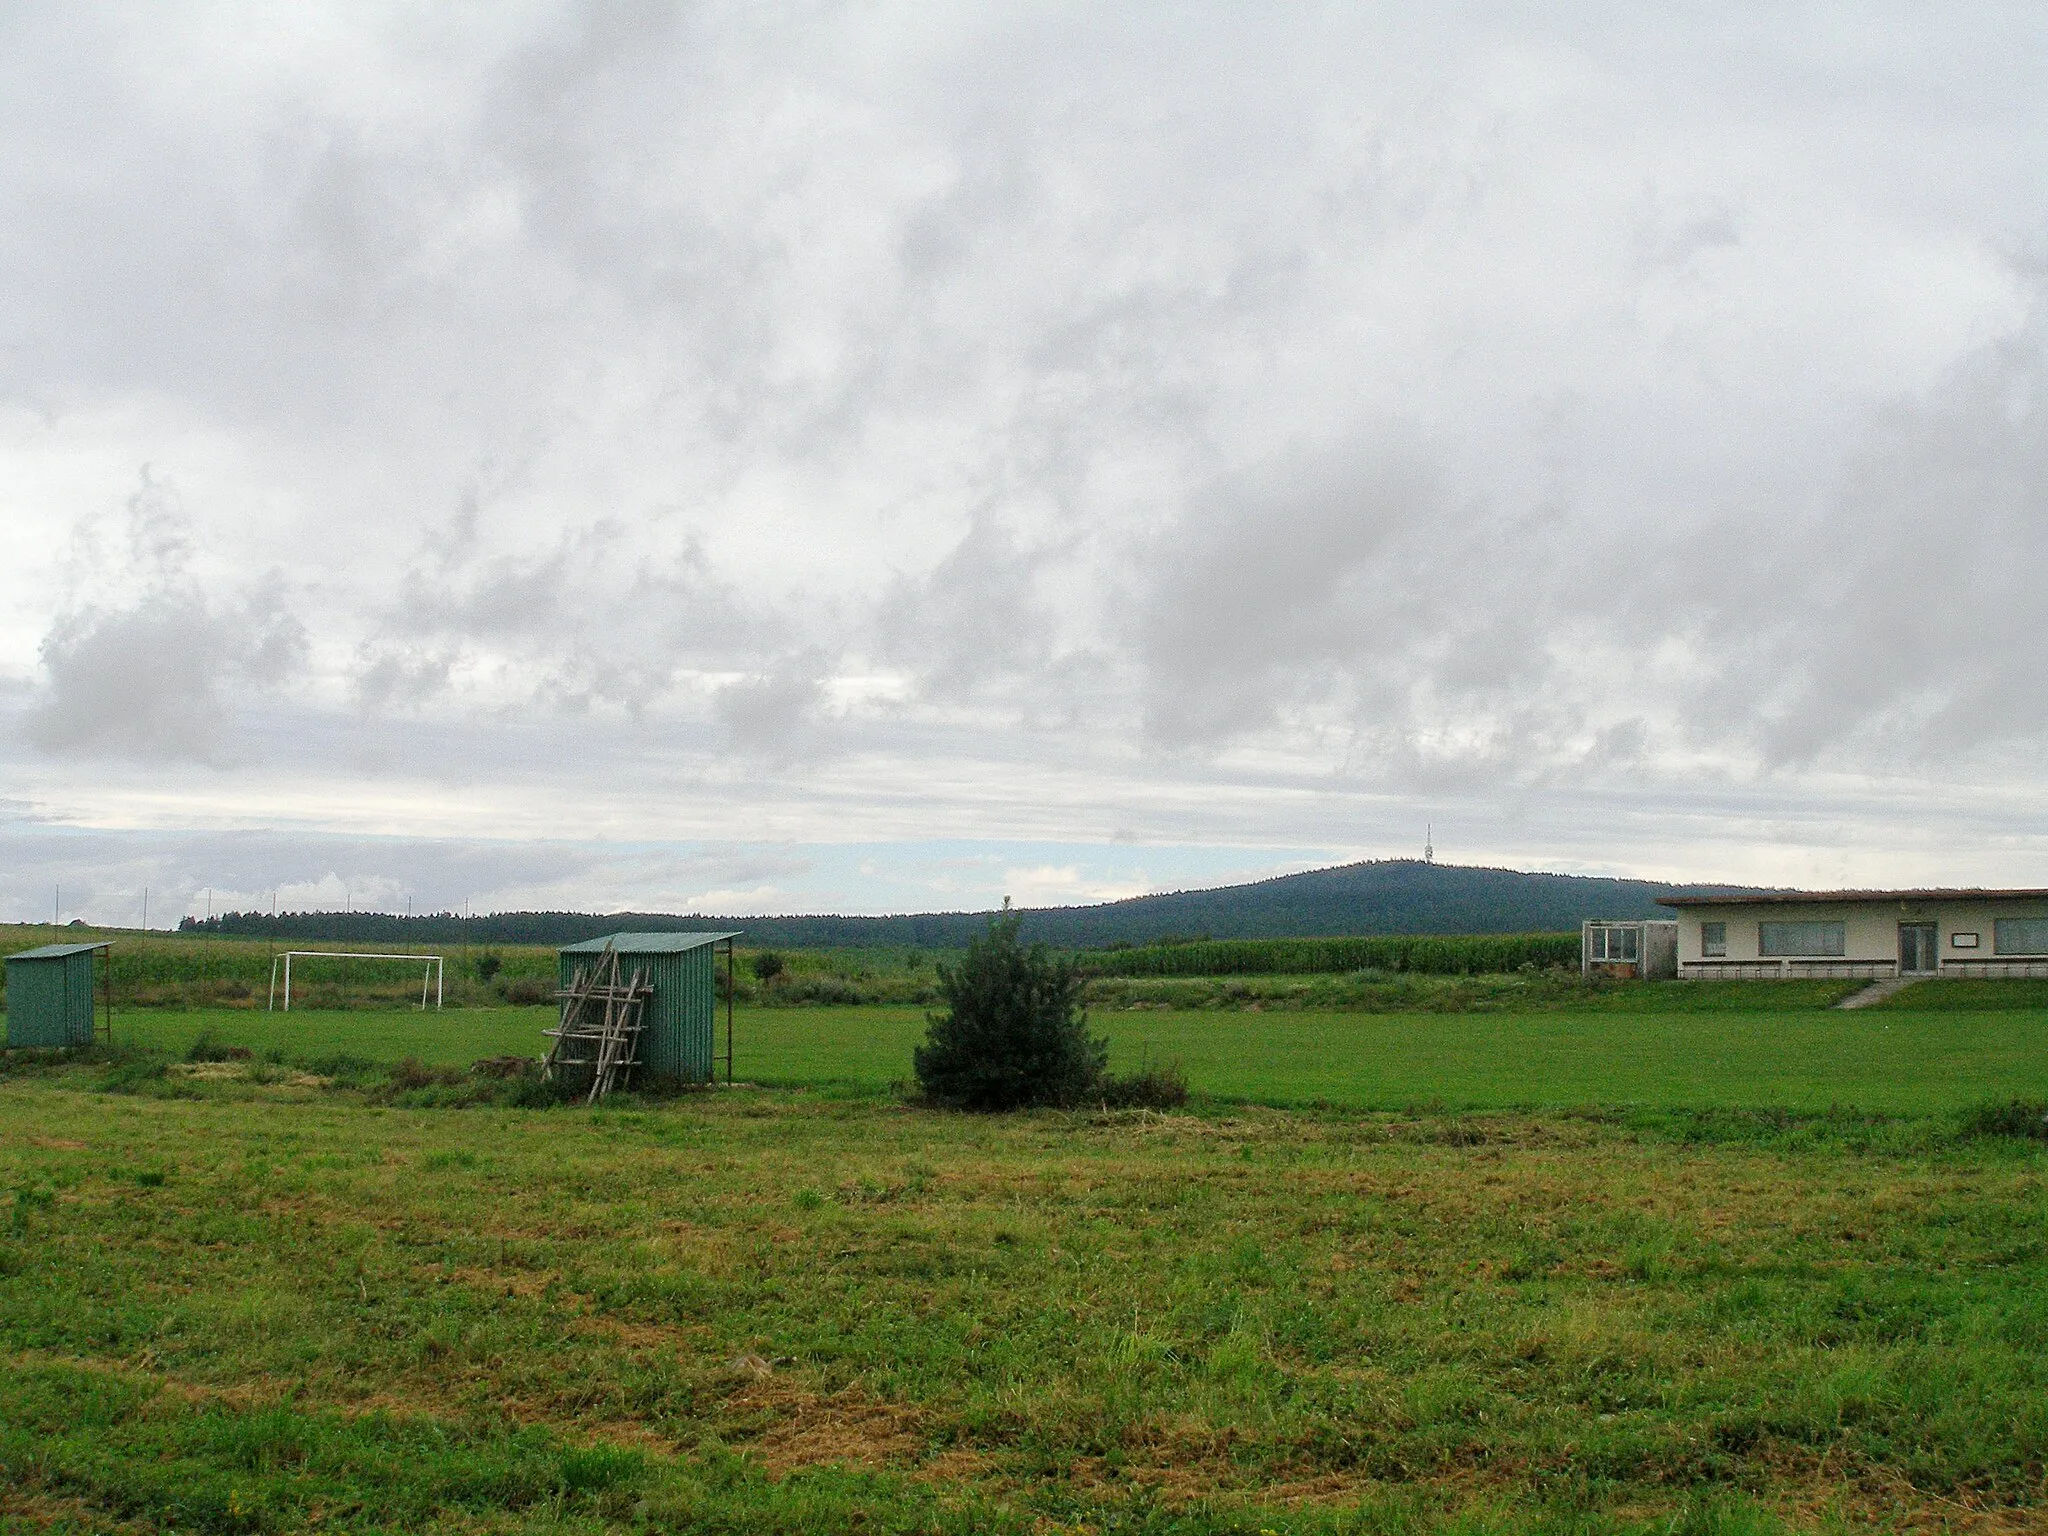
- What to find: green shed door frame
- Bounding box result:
[5,942,111,1049]
[557,933,739,1086]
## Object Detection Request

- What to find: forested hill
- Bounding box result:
[181,859,1754,948]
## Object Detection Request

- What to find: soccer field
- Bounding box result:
[105,998,2048,1113]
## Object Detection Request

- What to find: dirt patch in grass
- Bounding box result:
[573,1315,716,1354]
[448,1263,557,1300]
[729,1377,928,1471]
[163,1062,332,1089]
[0,1488,156,1533]
[1785,1469,2048,1536]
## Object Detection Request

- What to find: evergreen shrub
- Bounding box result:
[914,906,1105,1110]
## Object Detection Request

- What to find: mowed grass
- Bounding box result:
[4,1065,2048,1533]
[103,994,2048,1114]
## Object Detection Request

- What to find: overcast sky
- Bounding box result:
[4,3,2047,925]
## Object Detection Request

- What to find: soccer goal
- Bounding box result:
[267,952,445,1011]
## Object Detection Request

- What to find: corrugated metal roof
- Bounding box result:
[7,942,113,961]
[1659,889,2048,908]
[558,931,741,954]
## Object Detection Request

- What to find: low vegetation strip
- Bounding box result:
[1085,932,1584,978]
[2,1070,2046,1532]
[0,927,957,1010]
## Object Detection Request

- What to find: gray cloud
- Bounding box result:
[21,475,307,762]
[1136,435,1446,745]
[27,589,304,762]
[1743,304,2048,766]
[714,650,831,757]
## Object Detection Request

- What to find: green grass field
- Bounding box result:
[104,995,2048,1114]
[7,986,2048,1531]
[4,1060,2047,1533]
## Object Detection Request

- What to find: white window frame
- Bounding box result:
[1589,925,1639,962]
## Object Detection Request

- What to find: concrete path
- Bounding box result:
[1837,977,1917,1010]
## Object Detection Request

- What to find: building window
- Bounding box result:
[1589,926,1639,962]
[1951,932,1980,949]
[1700,922,1727,958]
[1994,919,2048,955]
[1758,921,1846,957]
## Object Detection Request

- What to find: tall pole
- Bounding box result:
[142,887,148,932]
[726,938,735,1084]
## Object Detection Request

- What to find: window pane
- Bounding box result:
[1758,921,1845,957]
[1701,922,1726,957]
[1994,918,2048,955]
[1590,926,1638,961]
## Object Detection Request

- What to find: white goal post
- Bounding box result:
[267,951,445,1011]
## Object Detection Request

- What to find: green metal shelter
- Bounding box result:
[557,932,738,1085]
[6,942,110,1049]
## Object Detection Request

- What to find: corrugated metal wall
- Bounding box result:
[5,950,97,1048]
[557,944,718,1083]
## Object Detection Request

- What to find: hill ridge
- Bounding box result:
[181,857,1758,948]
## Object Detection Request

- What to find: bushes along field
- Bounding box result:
[0,928,948,1010]
[3,925,1590,1012]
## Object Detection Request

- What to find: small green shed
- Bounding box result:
[6,942,110,1049]
[557,932,738,1085]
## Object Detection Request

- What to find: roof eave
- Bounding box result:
[1658,889,2048,908]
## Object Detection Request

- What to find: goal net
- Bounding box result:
[267,952,445,1011]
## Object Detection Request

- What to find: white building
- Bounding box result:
[1658,889,2048,980]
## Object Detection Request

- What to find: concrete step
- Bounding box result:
[1837,977,1918,1010]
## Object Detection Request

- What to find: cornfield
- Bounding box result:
[1079,932,1579,978]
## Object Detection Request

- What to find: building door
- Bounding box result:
[1898,923,1938,975]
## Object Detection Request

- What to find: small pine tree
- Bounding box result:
[914,904,1104,1110]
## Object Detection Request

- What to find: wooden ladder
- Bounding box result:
[543,942,653,1102]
